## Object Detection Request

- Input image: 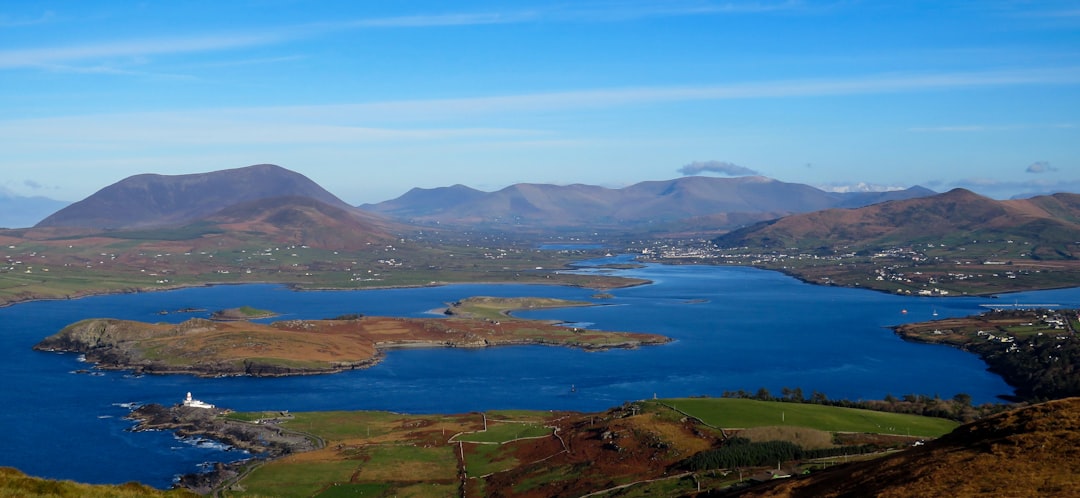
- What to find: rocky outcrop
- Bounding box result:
[128,403,316,494]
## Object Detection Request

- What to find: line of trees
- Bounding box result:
[683,437,879,471]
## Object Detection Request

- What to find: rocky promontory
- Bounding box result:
[128,402,315,494]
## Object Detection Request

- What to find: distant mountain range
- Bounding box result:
[715,188,1080,254]
[0,191,69,229]
[362,176,935,231]
[28,167,939,240]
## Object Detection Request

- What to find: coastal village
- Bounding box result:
[638,237,1066,296]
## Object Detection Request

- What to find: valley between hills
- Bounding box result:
[5,164,1080,497]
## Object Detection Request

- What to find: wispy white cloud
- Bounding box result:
[818,182,909,193]
[2,67,1077,147]
[335,12,536,28]
[0,113,546,149]
[0,32,287,69]
[0,2,809,71]
[908,123,1076,133]
[679,160,760,176]
[526,0,807,22]
[945,177,1080,199]
[1026,161,1057,173]
[0,10,55,28]
[292,67,1080,120]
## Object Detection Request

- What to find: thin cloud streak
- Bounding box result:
[909,123,1076,132]
[3,67,1078,139]
[0,2,814,70]
[270,67,1080,120]
[0,115,547,148]
[0,10,56,28]
[0,33,288,69]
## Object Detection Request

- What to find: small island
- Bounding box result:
[34,297,670,377]
[210,306,278,321]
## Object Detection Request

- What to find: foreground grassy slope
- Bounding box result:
[0,468,194,498]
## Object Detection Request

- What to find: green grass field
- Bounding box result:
[454,421,551,444]
[281,411,400,441]
[658,398,959,437]
[352,445,458,481]
[227,460,358,497]
[463,443,520,477]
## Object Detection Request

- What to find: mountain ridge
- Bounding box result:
[715,188,1080,254]
[363,175,935,230]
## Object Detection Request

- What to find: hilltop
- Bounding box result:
[699,188,1080,296]
[715,188,1080,253]
[35,164,356,230]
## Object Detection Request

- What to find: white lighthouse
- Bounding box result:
[182,392,215,409]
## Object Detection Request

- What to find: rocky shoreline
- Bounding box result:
[127,403,317,494]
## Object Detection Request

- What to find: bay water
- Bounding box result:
[2,257,1078,487]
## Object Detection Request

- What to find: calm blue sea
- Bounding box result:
[2,257,1078,488]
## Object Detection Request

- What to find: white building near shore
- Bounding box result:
[183,392,215,409]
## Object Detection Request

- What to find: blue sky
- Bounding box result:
[1,1,1078,204]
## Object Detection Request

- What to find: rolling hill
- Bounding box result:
[35,164,355,230]
[363,176,934,230]
[715,188,1080,257]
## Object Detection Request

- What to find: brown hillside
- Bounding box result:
[729,398,1080,498]
[202,195,400,250]
[716,189,1080,249]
